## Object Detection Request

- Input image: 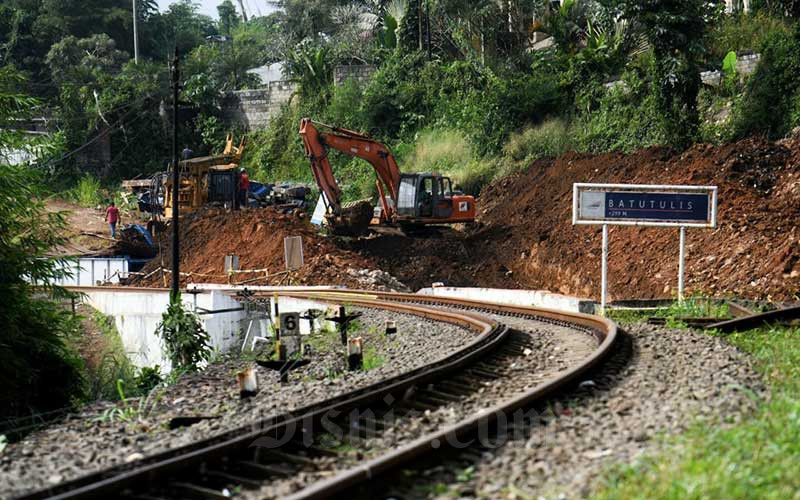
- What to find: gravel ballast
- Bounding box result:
[0,306,473,499]
[376,322,765,499]
[247,311,600,499]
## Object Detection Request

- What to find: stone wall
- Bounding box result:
[221,81,296,130]
[76,128,112,175]
[222,65,376,130]
[700,53,761,86]
[333,65,376,86]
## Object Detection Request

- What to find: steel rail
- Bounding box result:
[18,295,503,500]
[258,290,618,500]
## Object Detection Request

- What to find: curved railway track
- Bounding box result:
[17,290,617,500]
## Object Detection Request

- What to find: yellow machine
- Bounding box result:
[162,134,246,218]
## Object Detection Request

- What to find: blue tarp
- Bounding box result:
[127,224,154,247]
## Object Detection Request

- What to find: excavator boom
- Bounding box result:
[300,118,476,235]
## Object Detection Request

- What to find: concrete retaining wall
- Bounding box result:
[416,287,596,315]
[221,81,296,130]
[333,65,376,86]
[76,285,339,370]
[80,288,246,370]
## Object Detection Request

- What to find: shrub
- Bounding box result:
[707,11,792,64]
[734,25,800,139]
[0,163,85,428]
[503,119,574,164]
[73,174,104,208]
[574,67,668,153]
[155,293,211,372]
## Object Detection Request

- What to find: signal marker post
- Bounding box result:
[573,183,718,315]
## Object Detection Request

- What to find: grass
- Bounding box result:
[71,175,105,208]
[361,343,384,371]
[594,320,800,500]
[73,309,138,401]
[608,296,730,327]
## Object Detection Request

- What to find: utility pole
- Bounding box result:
[236,0,248,22]
[132,0,139,63]
[426,0,431,61]
[171,47,180,298]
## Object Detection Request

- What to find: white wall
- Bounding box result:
[417,286,596,314]
[79,285,338,370]
[82,289,245,370]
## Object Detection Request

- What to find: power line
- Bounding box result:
[37,98,156,168]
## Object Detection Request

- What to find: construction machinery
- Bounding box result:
[160,133,247,218]
[299,118,476,235]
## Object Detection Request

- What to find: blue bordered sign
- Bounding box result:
[573,183,717,228]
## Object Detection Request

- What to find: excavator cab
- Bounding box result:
[396,173,474,223]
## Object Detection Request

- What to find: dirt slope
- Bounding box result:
[132,207,378,288]
[347,136,800,300]
[131,135,800,300]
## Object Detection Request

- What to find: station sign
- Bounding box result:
[573,183,717,228]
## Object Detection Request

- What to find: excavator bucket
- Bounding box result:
[327,200,373,236]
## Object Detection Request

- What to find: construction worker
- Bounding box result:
[239,167,250,209]
[106,201,120,239]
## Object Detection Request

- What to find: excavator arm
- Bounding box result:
[299,118,400,222]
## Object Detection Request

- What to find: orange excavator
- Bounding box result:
[299,118,476,235]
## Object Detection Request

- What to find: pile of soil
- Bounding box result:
[348,135,800,300]
[132,207,378,288]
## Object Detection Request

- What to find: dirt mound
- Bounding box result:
[347,136,800,300]
[132,207,380,289]
[473,136,800,300]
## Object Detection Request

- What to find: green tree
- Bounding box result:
[217,0,241,37]
[0,67,84,424]
[620,0,714,146]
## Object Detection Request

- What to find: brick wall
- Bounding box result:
[700,53,761,87]
[221,81,297,130]
[333,65,376,86]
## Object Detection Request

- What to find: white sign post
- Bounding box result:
[573,183,718,315]
[283,236,304,271]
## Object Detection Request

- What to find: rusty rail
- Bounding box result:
[20,289,617,500]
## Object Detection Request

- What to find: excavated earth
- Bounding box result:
[0,307,471,499]
[130,207,406,291]
[131,134,800,300]
[347,135,800,300]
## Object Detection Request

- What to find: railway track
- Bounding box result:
[18,290,617,500]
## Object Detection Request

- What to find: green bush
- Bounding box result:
[0,163,85,428]
[574,67,668,153]
[503,119,574,164]
[734,25,800,139]
[155,293,211,372]
[707,11,792,64]
[73,175,104,208]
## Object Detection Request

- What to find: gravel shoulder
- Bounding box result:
[376,322,765,499]
[0,307,473,499]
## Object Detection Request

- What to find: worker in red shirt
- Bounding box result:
[239,168,250,209]
[106,201,120,238]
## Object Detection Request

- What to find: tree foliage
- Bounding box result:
[0,67,84,424]
[619,0,715,146]
[155,293,211,373]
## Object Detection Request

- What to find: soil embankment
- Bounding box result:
[133,135,800,300]
[353,135,800,300]
[131,207,383,289]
